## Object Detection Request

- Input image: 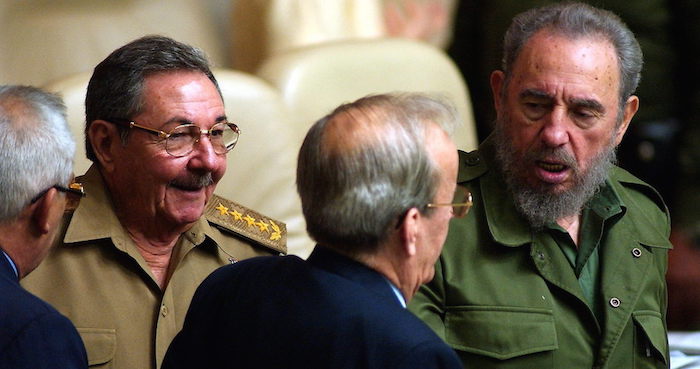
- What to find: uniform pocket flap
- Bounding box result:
[445,306,557,360]
[632,311,668,365]
[77,328,116,366]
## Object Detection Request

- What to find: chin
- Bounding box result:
[423,269,436,284]
[165,203,207,227]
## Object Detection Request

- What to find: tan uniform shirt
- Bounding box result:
[22,166,286,369]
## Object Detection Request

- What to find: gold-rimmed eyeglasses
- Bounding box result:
[31,182,85,204]
[426,185,473,218]
[106,118,241,157]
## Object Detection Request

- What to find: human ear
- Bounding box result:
[490,70,506,115]
[398,208,420,256]
[88,120,120,172]
[615,95,639,146]
[30,188,58,234]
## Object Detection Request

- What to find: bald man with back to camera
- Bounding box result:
[162,93,469,369]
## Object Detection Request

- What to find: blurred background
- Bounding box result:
[1,0,698,330]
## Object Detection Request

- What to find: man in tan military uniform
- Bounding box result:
[22,35,286,369]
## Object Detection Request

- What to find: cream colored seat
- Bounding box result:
[42,69,312,257]
[42,72,93,176]
[256,38,478,152]
[0,0,226,87]
[213,69,310,257]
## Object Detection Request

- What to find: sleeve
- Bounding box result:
[1,312,87,369]
[396,340,463,369]
[408,255,448,341]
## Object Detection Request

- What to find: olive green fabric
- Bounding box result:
[409,137,672,368]
[547,185,622,322]
[22,166,279,369]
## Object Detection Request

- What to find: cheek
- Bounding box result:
[577,131,611,165]
[213,156,227,181]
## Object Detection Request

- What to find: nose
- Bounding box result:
[188,134,221,172]
[540,107,570,148]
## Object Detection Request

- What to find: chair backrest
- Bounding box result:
[42,69,313,257]
[42,72,93,176]
[214,69,311,257]
[0,0,225,86]
[256,38,478,151]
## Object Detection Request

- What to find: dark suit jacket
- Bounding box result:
[162,246,461,369]
[0,251,87,369]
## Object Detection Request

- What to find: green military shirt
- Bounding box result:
[547,184,622,322]
[409,137,672,369]
[22,165,286,369]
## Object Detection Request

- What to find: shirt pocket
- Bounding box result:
[77,328,116,368]
[632,311,668,368]
[445,305,557,367]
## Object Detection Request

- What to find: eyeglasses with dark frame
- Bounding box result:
[31,182,86,204]
[426,185,473,218]
[106,118,241,157]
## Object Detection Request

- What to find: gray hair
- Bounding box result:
[0,85,75,221]
[84,35,221,162]
[501,2,643,112]
[297,93,458,255]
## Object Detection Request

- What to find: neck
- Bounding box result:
[126,229,178,289]
[358,249,414,303]
[0,221,36,280]
[557,213,582,247]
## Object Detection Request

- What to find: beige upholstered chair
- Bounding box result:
[42,72,93,176]
[256,37,478,152]
[213,69,311,257]
[0,0,226,87]
[42,69,313,257]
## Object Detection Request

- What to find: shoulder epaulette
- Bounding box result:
[611,166,668,214]
[64,195,81,214]
[205,194,287,254]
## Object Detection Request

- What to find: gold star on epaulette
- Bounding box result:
[243,215,256,226]
[255,220,269,232]
[215,203,229,215]
[229,209,243,221]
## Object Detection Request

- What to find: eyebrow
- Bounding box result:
[569,98,605,114]
[519,89,605,113]
[519,89,552,101]
[158,115,228,129]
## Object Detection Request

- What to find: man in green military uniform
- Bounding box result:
[409,3,672,368]
[22,36,286,369]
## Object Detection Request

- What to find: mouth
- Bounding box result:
[537,161,568,173]
[534,159,572,185]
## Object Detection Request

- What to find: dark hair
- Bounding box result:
[502,2,643,111]
[84,35,221,162]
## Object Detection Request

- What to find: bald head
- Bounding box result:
[296,93,458,256]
